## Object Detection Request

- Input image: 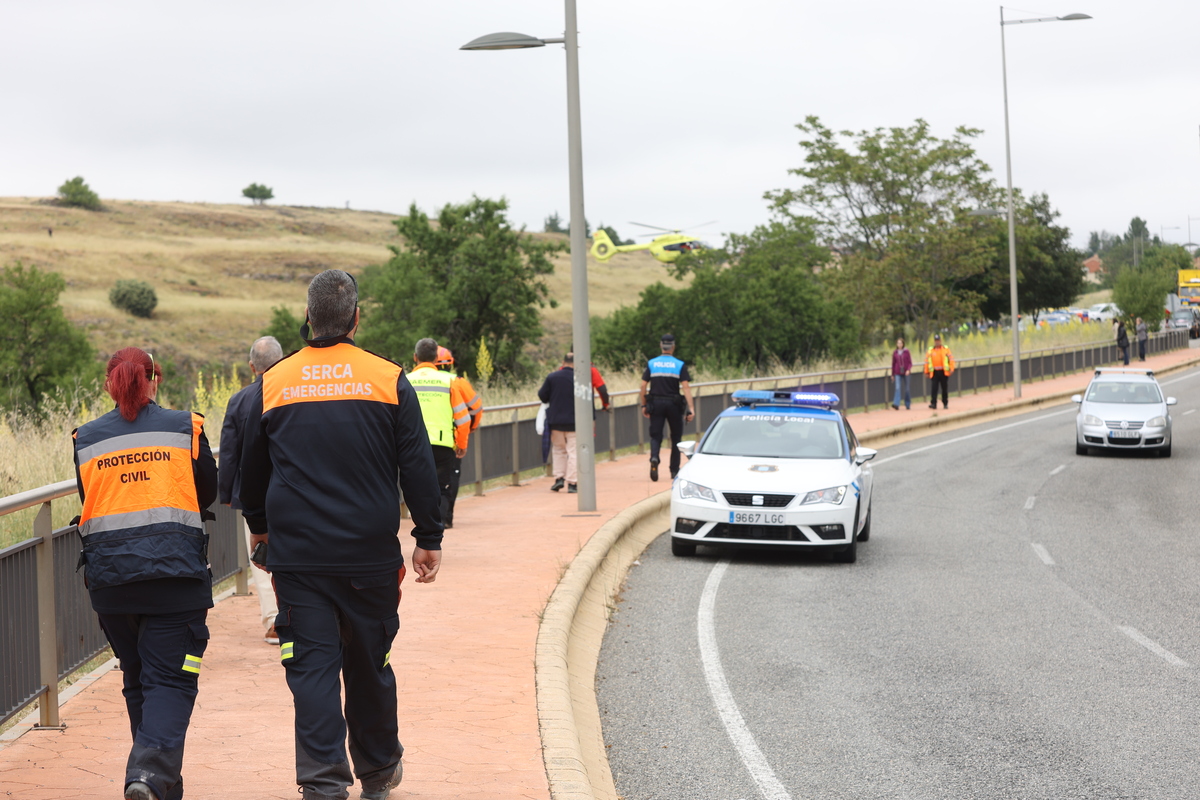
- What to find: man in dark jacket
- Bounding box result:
[537,352,578,493]
[218,335,283,644]
[239,270,443,800]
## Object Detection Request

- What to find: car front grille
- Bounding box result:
[722,493,795,507]
[1105,421,1144,430]
[707,523,806,541]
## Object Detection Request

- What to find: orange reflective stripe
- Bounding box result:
[262,344,401,413]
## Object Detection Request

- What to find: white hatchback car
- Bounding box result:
[670,390,876,563]
[1072,369,1176,457]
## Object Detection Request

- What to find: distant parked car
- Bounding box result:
[1088,303,1120,323]
[1039,311,1073,327]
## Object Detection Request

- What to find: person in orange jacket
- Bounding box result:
[411,339,472,527]
[435,346,483,527]
[925,333,955,410]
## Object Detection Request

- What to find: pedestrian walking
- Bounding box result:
[925,333,955,410]
[537,352,579,493]
[219,335,283,644]
[1116,320,1130,365]
[638,333,695,481]
[1136,317,1148,361]
[891,337,912,410]
[239,269,443,800]
[73,347,218,800]
[433,345,483,528]
[409,338,472,527]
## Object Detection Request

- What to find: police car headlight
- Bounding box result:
[1082,414,1104,426]
[801,486,847,505]
[1147,416,1167,428]
[678,480,716,503]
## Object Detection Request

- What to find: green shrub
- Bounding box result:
[56,176,101,210]
[109,279,157,318]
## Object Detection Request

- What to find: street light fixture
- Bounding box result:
[999,6,1091,398]
[462,1,597,512]
[1161,225,1180,243]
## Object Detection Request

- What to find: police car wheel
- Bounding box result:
[671,537,697,557]
[857,503,871,542]
[830,504,859,564]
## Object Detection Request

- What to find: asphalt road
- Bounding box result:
[597,367,1200,800]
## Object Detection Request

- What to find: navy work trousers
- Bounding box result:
[273,570,404,800]
[97,608,209,800]
[647,395,685,476]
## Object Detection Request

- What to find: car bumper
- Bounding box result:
[670,497,858,548]
[1077,424,1170,449]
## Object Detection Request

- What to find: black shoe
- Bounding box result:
[943,404,948,409]
[929,404,937,409]
[362,762,403,800]
[567,483,577,493]
[551,478,565,492]
[892,403,899,410]
[649,457,660,482]
[670,469,678,480]
[125,783,154,800]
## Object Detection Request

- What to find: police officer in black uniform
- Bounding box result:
[74,347,218,800]
[638,333,696,481]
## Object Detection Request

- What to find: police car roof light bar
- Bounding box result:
[731,389,840,409]
[1093,368,1155,377]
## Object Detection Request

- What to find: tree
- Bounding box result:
[357,197,564,381]
[594,217,861,370]
[765,116,999,344]
[543,212,565,233]
[0,263,97,411]
[242,183,274,206]
[56,176,101,210]
[109,279,158,318]
[261,305,308,355]
[1112,264,1175,330]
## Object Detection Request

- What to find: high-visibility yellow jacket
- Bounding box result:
[410,362,471,450]
[925,344,955,376]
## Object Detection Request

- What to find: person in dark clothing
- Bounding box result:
[537,352,578,493]
[218,335,283,644]
[239,269,443,800]
[1116,320,1130,365]
[73,347,218,800]
[638,334,695,481]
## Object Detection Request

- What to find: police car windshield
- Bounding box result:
[701,414,844,459]
[1085,381,1162,404]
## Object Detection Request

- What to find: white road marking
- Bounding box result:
[1024,496,1037,510]
[1030,543,1055,565]
[1184,409,1196,416]
[698,561,792,800]
[1117,626,1189,667]
[1050,464,1065,476]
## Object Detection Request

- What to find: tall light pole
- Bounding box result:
[1000,6,1091,398]
[1161,225,1180,244]
[462,1,597,512]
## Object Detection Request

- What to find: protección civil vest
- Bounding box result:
[409,364,457,447]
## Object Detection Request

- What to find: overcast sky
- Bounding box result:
[3,0,1197,251]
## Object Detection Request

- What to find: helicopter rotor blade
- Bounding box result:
[629,221,676,232]
[682,220,718,232]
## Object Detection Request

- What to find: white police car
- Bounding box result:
[670,390,876,563]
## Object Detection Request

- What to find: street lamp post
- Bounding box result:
[1161,225,1180,244]
[999,6,1091,398]
[462,1,597,512]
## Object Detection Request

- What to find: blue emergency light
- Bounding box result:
[732,390,840,409]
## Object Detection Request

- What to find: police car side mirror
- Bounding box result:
[855,448,877,464]
[1070,394,1083,404]
[1167,397,1178,406]
[677,441,697,458]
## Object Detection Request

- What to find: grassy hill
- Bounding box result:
[0,198,678,383]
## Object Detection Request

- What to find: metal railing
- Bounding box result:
[1,328,1187,728]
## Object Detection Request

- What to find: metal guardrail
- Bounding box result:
[1,329,1187,728]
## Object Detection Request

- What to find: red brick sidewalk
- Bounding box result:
[2,344,1196,799]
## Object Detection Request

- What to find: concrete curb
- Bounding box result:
[536,491,670,800]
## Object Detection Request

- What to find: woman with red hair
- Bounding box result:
[73,347,217,800]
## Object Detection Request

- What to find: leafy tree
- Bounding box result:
[0,262,98,411]
[57,176,101,210]
[543,212,565,233]
[1087,229,1119,255]
[261,305,308,355]
[594,217,861,370]
[357,196,563,381]
[109,279,158,318]
[765,116,999,343]
[1112,264,1175,330]
[242,183,274,206]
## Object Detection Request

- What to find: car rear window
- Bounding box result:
[700,415,844,459]
[1085,382,1163,404]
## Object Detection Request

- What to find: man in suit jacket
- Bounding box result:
[219,335,284,643]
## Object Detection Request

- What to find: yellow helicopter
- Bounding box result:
[589,222,714,264]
